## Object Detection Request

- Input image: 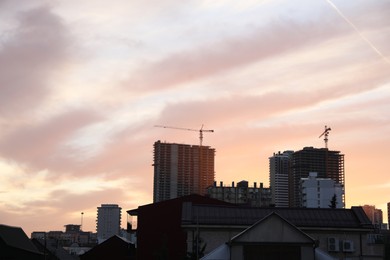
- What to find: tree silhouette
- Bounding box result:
[329,194,337,209]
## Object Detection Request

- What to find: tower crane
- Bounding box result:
[154,124,214,146]
[319,125,331,149]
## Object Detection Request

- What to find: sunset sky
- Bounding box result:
[1,0,389,235]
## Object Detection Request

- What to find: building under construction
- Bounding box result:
[153,141,215,203]
[290,147,345,207]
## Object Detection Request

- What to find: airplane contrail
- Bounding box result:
[325,0,390,65]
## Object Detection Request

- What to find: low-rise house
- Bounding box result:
[201,212,318,260]
[127,194,232,260]
[128,195,384,259]
[182,203,384,259]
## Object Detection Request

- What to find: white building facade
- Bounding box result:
[269,151,293,207]
[96,204,122,243]
[300,172,344,208]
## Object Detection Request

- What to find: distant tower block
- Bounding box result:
[269,151,294,207]
[153,141,215,203]
[96,204,121,243]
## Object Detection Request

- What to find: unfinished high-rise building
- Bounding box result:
[153,141,215,203]
[290,147,345,207]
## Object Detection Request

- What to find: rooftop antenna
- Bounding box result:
[319,125,331,149]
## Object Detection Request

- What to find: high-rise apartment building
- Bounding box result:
[153,141,215,203]
[388,202,390,227]
[269,151,293,207]
[96,204,121,243]
[362,205,383,229]
[290,147,344,207]
[300,172,344,208]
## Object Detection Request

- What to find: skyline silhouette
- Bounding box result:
[0,0,389,235]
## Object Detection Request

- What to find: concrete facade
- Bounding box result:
[291,147,345,207]
[96,204,121,243]
[362,205,384,229]
[300,172,344,208]
[269,150,293,207]
[153,141,215,202]
[207,180,271,207]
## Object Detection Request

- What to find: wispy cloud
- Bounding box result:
[0,5,72,118]
[0,0,389,234]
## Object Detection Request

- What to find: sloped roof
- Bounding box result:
[230,212,315,244]
[0,224,41,254]
[182,205,373,230]
[128,194,233,215]
[80,235,135,260]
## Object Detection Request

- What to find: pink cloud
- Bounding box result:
[124,19,350,92]
[120,1,390,95]
[0,5,71,118]
[0,108,104,172]
[0,0,389,235]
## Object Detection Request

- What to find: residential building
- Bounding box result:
[290,147,344,207]
[128,195,384,260]
[182,203,383,259]
[96,204,121,243]
[362,205,383,229]
[127,194,231,260]
[300,172,344,208]
[64,224,81,233]
[207,180,271,207]
[153,140,215,202]
[32,226,97,247]
[269,150,293,207]
[388,202,390,228]
[201,213,318,260]
[30,231,46,240]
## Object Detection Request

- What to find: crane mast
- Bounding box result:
[154,124,214,146]
[319,125,331,149]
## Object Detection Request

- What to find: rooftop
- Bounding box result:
[182,204,373,229]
